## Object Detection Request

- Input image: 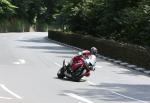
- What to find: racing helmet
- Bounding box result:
[91,47,97,55]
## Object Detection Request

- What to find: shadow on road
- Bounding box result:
[62,83,150,102]
[17,37,50,43]
[17,37,78,55]
[53,77,86,82]
[17,36,149,77]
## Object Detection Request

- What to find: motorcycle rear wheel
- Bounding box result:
[57,67,65,79]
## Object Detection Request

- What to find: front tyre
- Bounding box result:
[57,68,65,79]
[73,77,82,82]
[72,67,85,82]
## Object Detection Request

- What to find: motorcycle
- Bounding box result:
[57,59,95,82]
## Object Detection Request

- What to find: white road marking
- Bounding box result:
[87,81,97,86]
[13,62,21,65]
[0,97,13,100]
[13,59,26,65]
[109,90,148,103]
[0,84,22,99]
[64,93,94,103]
[87,81,148,103]
[19,59,26,64]
[95,66,102,68]
[54,62,61,67]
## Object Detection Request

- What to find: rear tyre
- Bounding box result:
[57,68,65,79]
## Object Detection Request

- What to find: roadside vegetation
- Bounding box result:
[0,0,150,47]
[53,0,150,47]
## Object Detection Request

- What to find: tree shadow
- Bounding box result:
[115,68,150,77]
[18,36,149,78]
[17,37,51,43]
[44,50,77,55]
[18,37,78,55]
[96,58,149,77]
[108,64,150,77]
[62,83,150,102]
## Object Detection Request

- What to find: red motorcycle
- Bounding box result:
[57,58,95,82]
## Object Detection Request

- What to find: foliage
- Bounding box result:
[0,18,30,32]
[0,0,17,19]
[12,0,46,24]
[53,0,150,46]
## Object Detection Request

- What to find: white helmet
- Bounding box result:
[91,47,97,55]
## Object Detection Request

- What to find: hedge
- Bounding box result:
[48,30,150,70]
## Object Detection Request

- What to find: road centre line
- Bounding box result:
[64,93,94,103]
[0,84,22,99]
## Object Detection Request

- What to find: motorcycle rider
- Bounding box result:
[66,47,98,77]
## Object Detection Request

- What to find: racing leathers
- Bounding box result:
[69,50,96,77]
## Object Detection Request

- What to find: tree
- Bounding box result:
[12,0,56,24]
[0,0,17,19]
[52,0,150,46]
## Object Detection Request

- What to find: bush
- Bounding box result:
[48,30,150,69]
[0,18,30,32]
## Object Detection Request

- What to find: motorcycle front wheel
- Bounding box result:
[72,68,85,82]
[73,77,82,82]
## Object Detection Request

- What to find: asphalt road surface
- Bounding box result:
[0,32,150,103]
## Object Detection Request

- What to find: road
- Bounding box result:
[0,32,150,103]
